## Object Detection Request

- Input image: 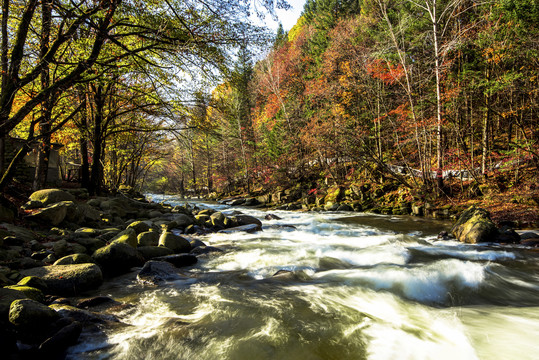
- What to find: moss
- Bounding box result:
[4,285,43,302]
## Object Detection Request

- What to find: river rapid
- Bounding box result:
[67,195,539,360]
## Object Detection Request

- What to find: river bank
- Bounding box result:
[0,188,538,358]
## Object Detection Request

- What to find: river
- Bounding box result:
[67,195,539,360]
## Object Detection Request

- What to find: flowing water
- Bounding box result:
[67,195,539,360]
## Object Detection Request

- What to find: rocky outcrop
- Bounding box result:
[451,206,499,243]
[158,232,191,253]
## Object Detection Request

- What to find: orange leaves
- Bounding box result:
[365,59,404,85]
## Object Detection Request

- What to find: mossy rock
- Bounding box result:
[20,264,104,296]
[137,231,160,247]
[4,285,44,302]
[137,246,174,260]
[53,253,95,265]
[29,189,75,206]
[127,220,151,234]
[110,228,137,248]
[0,288,28,318]
[451,206,499,243]
[17,276,48,291]
[9,299,59,332]
[158,232,191,253]
[92,242,144,276]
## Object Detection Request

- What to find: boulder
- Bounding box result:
[20,264,104,296]
[0,288,28,318]
[450,206,499,244]
[137,246,174,260]
[71,237,106,254]
[9,299,60,329]
[171,213,194,227]
[110,228,138,248]
[190,246,223,256]
[496,226,520,244]
[39,320,82,354]
[137,231,160,247]
[17,276,48,292]
[53,253,95,265]
[92,242,144,276]
[4,285,44,302]
[158,232,191,253]
[25,201,69,225]
[127,220,151,234]
[218,224,261,234]
[29,189,75,206]
[0,223,37,242]
[265,214,282,220]
[137,261,184,284]
[49,304,118,325]
[153,254,198,268]
[235,214,262,227]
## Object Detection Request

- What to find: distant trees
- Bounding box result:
[170,0,538,197]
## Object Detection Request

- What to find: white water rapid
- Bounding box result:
[67,196,539,360]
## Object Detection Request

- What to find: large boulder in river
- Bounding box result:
[219,224,261,234]
[451,206,499,244]
[92,241,144,276]
[158,232,191,253]
[20,264,103,296]
[29,189,75,206]
[235,214,262,227]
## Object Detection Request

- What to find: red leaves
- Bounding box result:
[366,59,404,85]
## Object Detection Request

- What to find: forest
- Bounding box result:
[1,0,538,211]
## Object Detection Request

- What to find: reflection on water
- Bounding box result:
[67,195,539,360]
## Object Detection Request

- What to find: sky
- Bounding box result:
[266,0,306,31]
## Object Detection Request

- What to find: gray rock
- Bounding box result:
[235,214,262,227]
[92,242,144,276]
[71,237,106,254]
[29,189,75,206]
[20,263,104,296]
[158,232,191,253]
[172,213,194,227]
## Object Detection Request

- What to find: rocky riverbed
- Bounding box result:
[0,188,538,358]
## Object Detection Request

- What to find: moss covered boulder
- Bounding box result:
[137,231,160,247]
[25,202,68,226]
[110,228,138,248]
[92,241,144,276]
[29,189,75,206]
[0,288,28,318]
[127,220,151,234]
[451,206,499,244]
[4,285,44,302]
[9,299,59,329]
[53,253,95,265]
[20,264,104,296]
[158,232,191,253]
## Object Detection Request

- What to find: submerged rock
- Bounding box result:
[20,263,103,296]
[218,224,261,234]
[137,261,185,284]
[450,206,499,243]
[154,254,198,268]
